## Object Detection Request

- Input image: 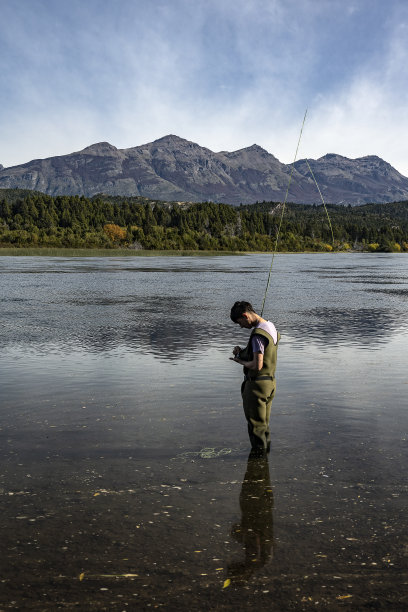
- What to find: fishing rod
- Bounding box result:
[260,108,308,317]
[305,159,335,245]
[260,110,335,317]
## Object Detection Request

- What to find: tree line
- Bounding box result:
[0,189,407,252]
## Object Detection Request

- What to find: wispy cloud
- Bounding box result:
[305,4,408,172]
[0,0,407,175]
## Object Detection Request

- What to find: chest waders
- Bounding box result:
[239,328,280,451]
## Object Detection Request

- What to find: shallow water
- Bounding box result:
[0,253,407,610]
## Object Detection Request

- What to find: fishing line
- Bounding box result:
[305,159,335,245]
[260,108,308,317]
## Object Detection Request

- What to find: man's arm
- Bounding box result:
[230,352,263,371]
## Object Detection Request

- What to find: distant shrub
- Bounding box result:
[103,223,127,243]
[367,243,379,252]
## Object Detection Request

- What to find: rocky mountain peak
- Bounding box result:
[242,144,272,158]
[0,135,407,205]
[152,134,190,145]
[245,144,268,153]
[356,155,391,167]
[317,153,349,162]
[221,143,277,162]
[149,135,204,151]
[78,142,118,156]
[360,155,383,162]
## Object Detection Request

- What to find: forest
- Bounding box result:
[0,189,407,252]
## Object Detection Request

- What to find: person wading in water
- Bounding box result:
[230,301,280,456]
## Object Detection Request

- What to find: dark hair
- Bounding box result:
[230,301,255,323]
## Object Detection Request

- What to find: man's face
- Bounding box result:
[236,315,252,329]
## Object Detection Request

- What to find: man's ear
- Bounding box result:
[242,312,249,321]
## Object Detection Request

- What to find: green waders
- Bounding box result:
[241,377,276,450]
[239,328,280,450]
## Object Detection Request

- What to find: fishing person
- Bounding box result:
[230,301,280,455]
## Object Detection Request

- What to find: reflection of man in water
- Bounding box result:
[228,452,274,582]
[230,301,280,454]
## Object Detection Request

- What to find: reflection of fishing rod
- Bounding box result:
[260,109,308,317]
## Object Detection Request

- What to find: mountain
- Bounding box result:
[1,135,408,205]
[294,154,408,205]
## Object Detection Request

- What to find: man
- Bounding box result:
[230,301,280,454]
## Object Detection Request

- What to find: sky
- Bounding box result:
[1,0,408,175]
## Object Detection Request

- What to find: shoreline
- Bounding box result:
[0,247,241,257]
[0,247,392,257]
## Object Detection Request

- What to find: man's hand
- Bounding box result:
[232,346,242,356]
[230,352,263,371]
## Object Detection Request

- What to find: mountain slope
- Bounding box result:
[1,135,408,205]
[294,154,408,204]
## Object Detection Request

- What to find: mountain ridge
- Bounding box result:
[1,135,408,205]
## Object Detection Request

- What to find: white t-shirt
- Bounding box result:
[251,320,278,353]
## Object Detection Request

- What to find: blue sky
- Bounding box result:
[1,0,408,175]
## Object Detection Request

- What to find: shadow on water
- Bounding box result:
[75,297,230,359]
[3,295,408,357]
[1,291,230,359]
[285,307,408,348]
[367,288,408,296]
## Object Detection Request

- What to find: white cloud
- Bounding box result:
[303,12,408,175]
[1,0,408,178]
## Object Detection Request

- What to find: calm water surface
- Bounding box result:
[0,253,407,610]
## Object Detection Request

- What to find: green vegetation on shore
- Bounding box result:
[1,189,407,252]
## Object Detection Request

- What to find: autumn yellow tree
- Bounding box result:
[104,223,127,245]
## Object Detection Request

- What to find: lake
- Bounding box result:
[0,253,407,610]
